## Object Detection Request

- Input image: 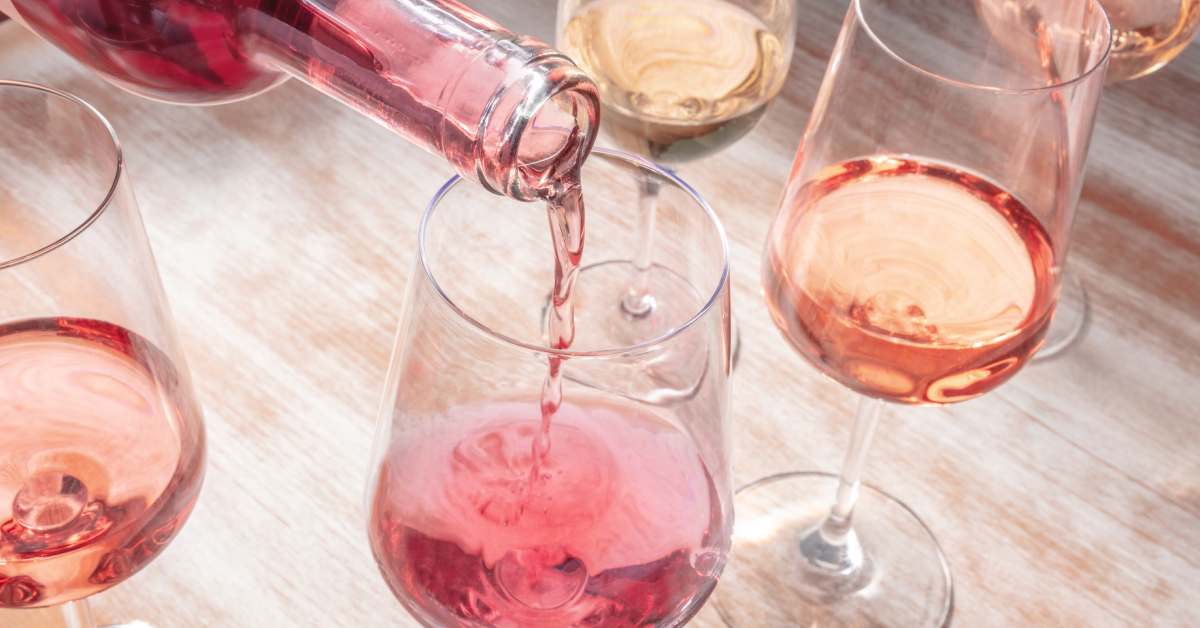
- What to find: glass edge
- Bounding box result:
[852,0,1114,95]
[0,80,124,270]
[417,147,732,360]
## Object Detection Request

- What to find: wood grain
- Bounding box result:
[0,1,1198,626]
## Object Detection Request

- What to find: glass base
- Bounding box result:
[0,601,155,628]
[714,472,953,627]
[1034,272,1089,361]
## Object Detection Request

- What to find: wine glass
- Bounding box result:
[714,1,1111,625]
[984,0,1199,359]
[556,0,797,367]
[1106,0,1199,82]
[0,82,206,626]
[365,148,732,626]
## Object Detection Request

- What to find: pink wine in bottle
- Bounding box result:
[369,398,727,626]
[0,317,205,608]
[0,0,599,200]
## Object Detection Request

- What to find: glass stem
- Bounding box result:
[61,600,97,628]
[799,396,883,575]
[620,172,661,317]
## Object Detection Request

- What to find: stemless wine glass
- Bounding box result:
[366,149,732,626]
[714,2,1111,626]
[556,0,796,366]
[0,82,206,626]
[982,0,1199,359]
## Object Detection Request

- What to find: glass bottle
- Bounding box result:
[0,0,600,200]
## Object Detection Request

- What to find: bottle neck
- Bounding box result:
[239,0,599,201]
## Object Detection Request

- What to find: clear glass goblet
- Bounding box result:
[0,81,206,628]
[365,149,733,626]
[715,1,1112,625]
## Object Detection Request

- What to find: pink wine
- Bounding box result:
[0,318,205,608]
[369,398,726,627]
[765,156,1057,404]
[532,179,586,482]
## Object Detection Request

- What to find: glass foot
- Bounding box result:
[714,472,953,627]
[1,601,157,628]
[1035,271,1089,361]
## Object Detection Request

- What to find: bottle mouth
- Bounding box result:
[479,51,601,201]
[515,87,598,194]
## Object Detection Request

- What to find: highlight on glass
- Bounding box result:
[0,81,206,627]
[714,1,1112,626]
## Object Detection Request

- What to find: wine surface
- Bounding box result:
[369,397,725,626]
[560,0,788,161]
[0,318,204,607]
[765,156,1056,404]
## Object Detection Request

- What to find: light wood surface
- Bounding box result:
[1,1,1198,625]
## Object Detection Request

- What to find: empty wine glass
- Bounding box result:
[557,0,797,367]
[714,1,1111,625]
[0,81,206,627]
[365,149,732,626]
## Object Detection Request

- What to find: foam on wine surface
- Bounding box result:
[0,318,204,607]
[765,156,1056,404]
[560,0,788,161]
[369,397,724,626]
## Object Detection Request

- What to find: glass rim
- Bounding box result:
[0,80,124,270]
[417,147,731,359]
[853,0,1113,94]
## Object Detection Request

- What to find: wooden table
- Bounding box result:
[1,1,1197,626]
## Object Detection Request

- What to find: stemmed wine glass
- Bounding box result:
[714,1,1111,625]
[556,0,796,366]
[1106,0,1199,81]
[0,82,206,626]
[365,149,733,626]
[995,0,1200,359]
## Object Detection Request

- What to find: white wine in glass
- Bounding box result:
[559,0,792,162]
[558,0,795,363]
[1106,0,1199,81]
[977,0,1198,359]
